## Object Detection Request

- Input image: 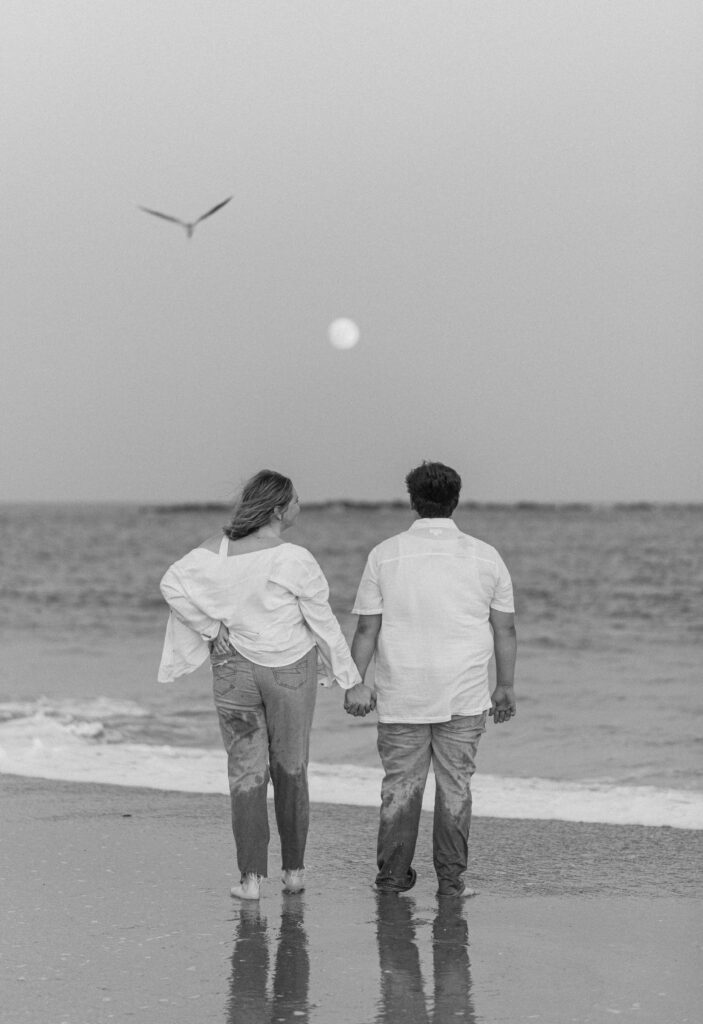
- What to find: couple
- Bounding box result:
[158,462,517,900]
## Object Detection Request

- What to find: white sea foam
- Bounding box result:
[1,714,701,829]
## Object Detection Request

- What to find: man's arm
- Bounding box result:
[344,613,382,717]
[489,608,517,724]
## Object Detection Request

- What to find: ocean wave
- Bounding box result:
[0,697,151,723]
[0,698,153,745]
[0,714,700,830]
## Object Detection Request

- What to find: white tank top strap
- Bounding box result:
[219,535,230,558]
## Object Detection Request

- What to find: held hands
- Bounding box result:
[489,684,516,725]
[344,683,376,718]
[210,622,232,658]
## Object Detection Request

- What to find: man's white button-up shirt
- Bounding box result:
[352,518,514,723]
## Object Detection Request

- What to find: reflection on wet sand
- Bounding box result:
[225,891,474,1023]
[375,897,476,1024]
[226,895,309,1024]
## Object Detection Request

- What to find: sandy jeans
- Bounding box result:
[211,646,318,878]
[376,713,487,896]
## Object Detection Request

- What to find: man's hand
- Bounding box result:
[489,684,516,724]
[344,683,376,718]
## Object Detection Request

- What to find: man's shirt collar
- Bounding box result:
[409,518,460,532]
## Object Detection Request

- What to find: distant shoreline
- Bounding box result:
[1,500,701,512]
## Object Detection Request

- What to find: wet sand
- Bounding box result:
[1,775,700,1023]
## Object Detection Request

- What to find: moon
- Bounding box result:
[328,318,360,350]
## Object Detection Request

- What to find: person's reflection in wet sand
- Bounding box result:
[226,896,309,1024]
[376,895,429,1023]
[272,895,309,1022]
[375,896,476,1023]
[227,903,270,1024]
[432,900,476,1023]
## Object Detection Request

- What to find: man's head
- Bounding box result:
[405,461,462,518]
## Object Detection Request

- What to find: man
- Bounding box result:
[344,462,517,897]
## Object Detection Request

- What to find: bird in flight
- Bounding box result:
[138,196,232,238]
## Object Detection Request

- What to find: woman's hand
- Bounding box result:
[210,622,232,658]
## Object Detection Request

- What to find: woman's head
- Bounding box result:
[224,470,299,539]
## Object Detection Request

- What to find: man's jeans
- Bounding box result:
[211,646,317,878]
[375,714,487,896]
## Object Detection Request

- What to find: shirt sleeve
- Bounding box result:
[159,563,221,641]
[273,551,361,690]
[351,551,383,615]
[490,552,515,613]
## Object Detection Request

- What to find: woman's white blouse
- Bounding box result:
[158,538,361,690]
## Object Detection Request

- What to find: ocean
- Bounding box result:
[1,502,701,828]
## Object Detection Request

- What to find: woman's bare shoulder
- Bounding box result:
[197,533,224,553]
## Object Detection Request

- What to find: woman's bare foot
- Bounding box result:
[230,873,263,900]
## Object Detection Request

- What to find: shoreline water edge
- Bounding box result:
[1,746,702,831]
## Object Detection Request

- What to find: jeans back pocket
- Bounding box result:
[272,658,307,690]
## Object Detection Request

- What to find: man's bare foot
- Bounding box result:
[282,869,305,893]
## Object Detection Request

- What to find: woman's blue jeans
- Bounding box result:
[211,646,318,878]
[375,713,487,896]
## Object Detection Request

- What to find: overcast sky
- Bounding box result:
[2,1,701,503]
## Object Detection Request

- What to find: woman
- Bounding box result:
[158,470,369,900]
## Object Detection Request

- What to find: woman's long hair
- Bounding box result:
[223,470,294,540]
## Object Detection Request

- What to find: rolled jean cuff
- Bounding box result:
[375,868,418,894]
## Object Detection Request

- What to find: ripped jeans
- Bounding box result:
[375,714,487,896]
[211,645,318,879]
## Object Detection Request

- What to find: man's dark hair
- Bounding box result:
[405,461,462,518]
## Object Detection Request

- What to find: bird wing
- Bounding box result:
[194,196,232,225]
[138,206,185,226]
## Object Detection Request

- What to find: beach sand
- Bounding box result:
[1,775,700,1023]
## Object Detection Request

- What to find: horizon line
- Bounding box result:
[2,499,701,510]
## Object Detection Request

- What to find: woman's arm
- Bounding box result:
[297,585,363,691]
[160,565,222,641]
